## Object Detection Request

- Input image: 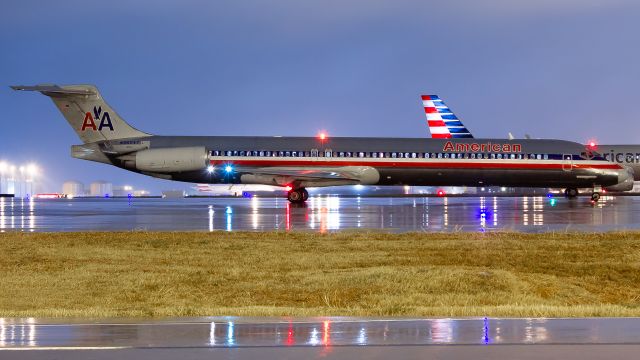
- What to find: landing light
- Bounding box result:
[225,165,233,173]
[207,165,215,173]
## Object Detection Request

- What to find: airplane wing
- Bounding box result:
[236,166,380,188]
[247,167,360,180]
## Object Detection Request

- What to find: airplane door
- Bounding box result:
[324,148,333,160]
[562,154,573,171]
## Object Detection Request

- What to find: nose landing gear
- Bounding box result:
[564,188,579,198]
[287,188,308,203]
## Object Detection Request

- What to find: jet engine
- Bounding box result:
[130,146,208,173]
[605,166,635,192]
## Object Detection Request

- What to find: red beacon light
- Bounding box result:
[318,132,327,141]
[587,139,598,150]
[436,189,446,197]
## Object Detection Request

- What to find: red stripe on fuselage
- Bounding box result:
[210,159,622,170]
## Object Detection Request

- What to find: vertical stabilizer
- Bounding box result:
[421,95,473,139]
[11,84,151,143]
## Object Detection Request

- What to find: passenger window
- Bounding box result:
[537,154,542,160]
[543,154,548,160]
[392,153,397,158]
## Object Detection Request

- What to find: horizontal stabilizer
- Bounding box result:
[10,85,96,96]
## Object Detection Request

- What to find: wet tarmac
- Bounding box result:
[3,317,640,348]
[1,195,640,232]
[1,317,640,359]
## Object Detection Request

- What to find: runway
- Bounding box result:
[1,194,640,232]
[1,317,640,359]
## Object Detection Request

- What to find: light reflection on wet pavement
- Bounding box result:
[1,317,640,348]
[0,195,638,232]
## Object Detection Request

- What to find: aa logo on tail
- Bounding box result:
[81,106,114,131]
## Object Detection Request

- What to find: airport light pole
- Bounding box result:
[0,162,6,194]
[26,164,38,197]
[19,166,25,198]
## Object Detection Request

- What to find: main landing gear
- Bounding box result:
[564,187,601,202]
[287,188,309,203]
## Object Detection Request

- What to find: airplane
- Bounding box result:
[11,84,633,203]
[421,95,640,183]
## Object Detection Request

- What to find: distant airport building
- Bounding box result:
[62,180,85,197]
[90,181,113,197]
[0,162,40,198]
[113,185,134,197]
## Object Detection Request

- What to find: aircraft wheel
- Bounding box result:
[591,192,600,202]
[287,189,304,203]
[301,188,309,201]
[566,188,578,198]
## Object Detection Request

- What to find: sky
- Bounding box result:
[1,0,640,194]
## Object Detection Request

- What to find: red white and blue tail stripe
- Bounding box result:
[421,95,473,139]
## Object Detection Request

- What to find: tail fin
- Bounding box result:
[11,84,151,143]
[421,95,473,139]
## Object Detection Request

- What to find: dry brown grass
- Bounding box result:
[1,231,640,317]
